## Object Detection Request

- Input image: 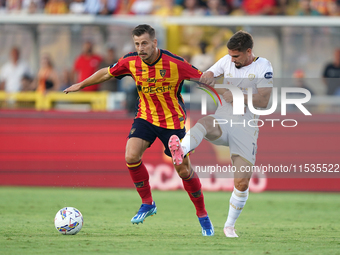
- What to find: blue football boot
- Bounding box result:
[199,215,214,236]
[131,201,157,224]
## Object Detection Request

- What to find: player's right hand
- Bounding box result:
[199,71,215,87]
[63,83,82,94]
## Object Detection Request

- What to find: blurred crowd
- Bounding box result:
[0,42,119,94]
[0,0,340,16]
[1,42,340,98]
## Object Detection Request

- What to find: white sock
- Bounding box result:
[181,123,207,155]
[224,187,249,228]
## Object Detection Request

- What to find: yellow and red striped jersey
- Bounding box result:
[108,49,202,129]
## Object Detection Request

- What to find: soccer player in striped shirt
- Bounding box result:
[64,24,214,236]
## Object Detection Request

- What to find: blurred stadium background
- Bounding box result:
[1,0,340,193]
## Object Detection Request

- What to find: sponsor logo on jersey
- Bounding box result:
[137,77,167,83]
[137,85,173,94]
[240,87,248,93]
[264,72,273,79]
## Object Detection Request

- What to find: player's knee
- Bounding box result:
[234,179,249,191]
[175,166,190,178]
[198,118,212,132]
[125,152,141,164]
[198,118,220,139]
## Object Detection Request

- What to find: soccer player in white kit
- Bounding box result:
[169,30,273,237]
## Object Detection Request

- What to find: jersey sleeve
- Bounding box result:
[256,59,274,88]
[180,59,202,81]
[206,55,228,77]
[108,57,131,79]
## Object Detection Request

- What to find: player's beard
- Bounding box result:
[139,47,157,63]
[141,54,153,63]
[140,53,153,64]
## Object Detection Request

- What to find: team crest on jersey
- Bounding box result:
[160,69,166,77]
[248,74,255,81]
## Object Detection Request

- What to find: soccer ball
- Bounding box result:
[54,207,83,235]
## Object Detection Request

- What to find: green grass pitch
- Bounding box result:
[0,187,339,255]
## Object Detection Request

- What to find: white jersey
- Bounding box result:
[207,55,273,121]
[206,55,273,165]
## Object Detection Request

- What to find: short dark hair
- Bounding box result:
[132,24,155,39]
[227,30,253,52]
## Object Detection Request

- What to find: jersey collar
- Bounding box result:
[142,49,162,66]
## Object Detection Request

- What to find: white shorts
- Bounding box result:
[205,114,259,165]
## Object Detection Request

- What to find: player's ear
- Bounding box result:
[153,38,157,47]
[246,48,252,55]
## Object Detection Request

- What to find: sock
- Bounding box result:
[181,123,207,155]
[127,160,153,205]
[224,187,249,228]
[181,169,207,218]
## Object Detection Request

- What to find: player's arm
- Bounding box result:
[221,87,272,107]
[215,87,228,96]
[63,68,111,94]
[244,87,272,108]
[201,56,228,94]
[199,71,215,87]
[200,71,228,96]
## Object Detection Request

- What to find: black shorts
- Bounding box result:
[128,118,186,157]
